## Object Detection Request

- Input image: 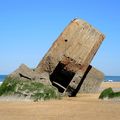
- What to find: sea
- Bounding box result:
[0,75,7,84]
[0,75,120,83]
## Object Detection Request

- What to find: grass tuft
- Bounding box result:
[0,77,61,101]
[99,87,120,99]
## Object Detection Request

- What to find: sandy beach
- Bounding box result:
[100,82,120,92]
[0,82,120,120]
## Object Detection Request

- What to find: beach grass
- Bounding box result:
[0,77,61,101]
[99,87,120,99]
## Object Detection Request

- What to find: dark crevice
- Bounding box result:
[50,62,75,93]
[19,73,31,80]
[65,39,68,42]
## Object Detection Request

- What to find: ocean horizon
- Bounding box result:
[0,75,120,82]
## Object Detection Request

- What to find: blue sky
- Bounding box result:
[0,0,120,75]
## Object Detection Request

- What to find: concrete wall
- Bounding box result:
[35,19,105,96]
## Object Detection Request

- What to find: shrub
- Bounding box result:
[108,91,120,98]
[99,87,120,99]
[99,87,113,99]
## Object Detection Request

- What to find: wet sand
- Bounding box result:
[0,82,120,120]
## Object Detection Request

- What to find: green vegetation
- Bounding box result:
[0,77,61,101]
[99,87,120,99]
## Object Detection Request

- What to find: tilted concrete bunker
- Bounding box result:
[35,19,105,96]
[10,19,105,96]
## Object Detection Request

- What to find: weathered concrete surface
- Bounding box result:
[79,66,104,93]
[36,19,105,73]
[65,65,104,96]
[10,64,51,85]
[35,19,105,96]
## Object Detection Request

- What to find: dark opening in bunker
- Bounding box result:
[50,62,75,93]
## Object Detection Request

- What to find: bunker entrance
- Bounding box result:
[50,62,75,93]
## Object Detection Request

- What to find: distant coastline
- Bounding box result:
[105,76,120,82]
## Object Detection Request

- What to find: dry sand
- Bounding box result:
[100,82,120,92]
[101,82,120,89]
[0,82,120,120]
